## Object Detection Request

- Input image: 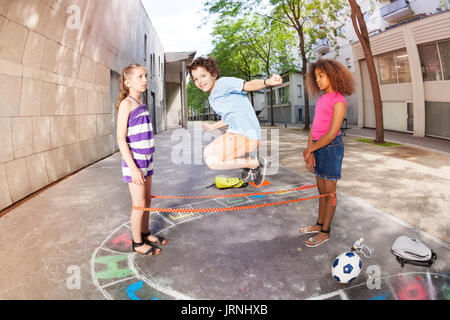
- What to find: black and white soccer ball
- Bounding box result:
[331,251,362,283]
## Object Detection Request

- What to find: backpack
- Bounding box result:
[207,177,248,189]
[391,236,437,268]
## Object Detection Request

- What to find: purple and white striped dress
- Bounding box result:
[122,96,155,183]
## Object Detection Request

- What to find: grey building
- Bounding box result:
[0,0,194,211]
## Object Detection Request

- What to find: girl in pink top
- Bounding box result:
[300,59,355,247]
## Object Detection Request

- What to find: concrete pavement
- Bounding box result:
[0,123,448,300]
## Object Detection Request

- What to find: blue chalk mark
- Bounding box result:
[250,195,265,199]
[369,293,389,300]
[127,281,144,300]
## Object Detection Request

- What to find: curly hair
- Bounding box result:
[187,56,221,79]
[306,59,355,97]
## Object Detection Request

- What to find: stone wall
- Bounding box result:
[0,0,166,210]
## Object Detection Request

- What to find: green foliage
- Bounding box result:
[203,0,349,69]
[210,13,297,77]
[356,138,401,147]
[187,80,209,114]
[210,18,262,80]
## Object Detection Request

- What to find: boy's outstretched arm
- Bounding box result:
[243,74,283,92]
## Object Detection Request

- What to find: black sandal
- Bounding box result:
[132,240,161,256]
[142,231,168,246]
[299,221,323,234]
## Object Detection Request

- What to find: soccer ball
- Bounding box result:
[331,251,362,283]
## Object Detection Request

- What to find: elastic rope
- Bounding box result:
[132,189,336,213]
[150,184,318,199]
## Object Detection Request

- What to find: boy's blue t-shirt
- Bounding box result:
[208,77,261,141]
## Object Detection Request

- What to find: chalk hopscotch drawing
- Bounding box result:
[90,184,449,300]
[308,272,449,300]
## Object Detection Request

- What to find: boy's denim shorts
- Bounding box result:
[313,134,344,181]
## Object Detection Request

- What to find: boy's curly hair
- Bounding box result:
[306,59,355,97]
[187,56,221,79]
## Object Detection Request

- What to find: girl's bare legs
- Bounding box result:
[204,133,259,170]
[142,176,151,237]
[305,177,337,245]
[128,180,161,255]
[302,176,327,233]
[140,177,166,244]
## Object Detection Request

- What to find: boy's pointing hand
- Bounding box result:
[267,74,283,87]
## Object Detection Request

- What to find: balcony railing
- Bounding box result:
[380,0,412,23]
[312,38,329,54]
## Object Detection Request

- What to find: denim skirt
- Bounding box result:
[313,134,344,181]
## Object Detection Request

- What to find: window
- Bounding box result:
[297,85,302,98]
[278,86,289,104]
[144,34,147,62]
[346,58,352,69]
[439,40,450,80]
[395,48,411,83]
[419,43,442,81]
[418,39,450,81]
[152,53,156,78]
[375,48,411,84]
[266,90,276,105]
[377,51,397,84]
[149,54,153,79]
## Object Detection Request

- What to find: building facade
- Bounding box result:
[261,72,311,124]
[317,0,450,139]
[0,0,193,211]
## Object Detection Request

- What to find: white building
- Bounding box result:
[261,72,309,124]
[316,0,450,139]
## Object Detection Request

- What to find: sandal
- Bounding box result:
[305,229,330,248]
[142,231,168,246]
[299,222,323,234]
[132,240,161,256]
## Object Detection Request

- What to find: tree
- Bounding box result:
[210,19,263,106]
[187,80,209,119]
[267,0,347,129]
[231,15,296,125]
[348,0,384,143]
[204,0,346,129]
[205,10,297,125]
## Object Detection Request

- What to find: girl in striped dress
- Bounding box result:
[116,64,167,257]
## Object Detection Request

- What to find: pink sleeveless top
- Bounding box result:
[311,92,347,141]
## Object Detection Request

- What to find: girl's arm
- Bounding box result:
[243,74,283,92]
[303,102,346,159]
[116,101,145,185]
[308,130,313,148]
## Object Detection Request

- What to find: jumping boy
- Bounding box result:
[187,56,282,186]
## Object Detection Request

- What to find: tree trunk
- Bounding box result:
[250,91,255,108]
[270,87,274,126]
[297,27,310,130]
[348,0,384,143]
